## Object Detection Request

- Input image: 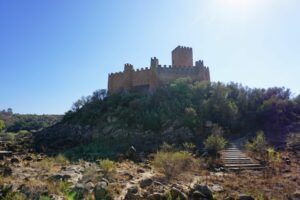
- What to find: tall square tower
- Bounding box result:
[172,46,193,67]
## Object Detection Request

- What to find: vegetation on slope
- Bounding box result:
[35,79,300,158]
[0,109,62,133]
[65,78,299,134]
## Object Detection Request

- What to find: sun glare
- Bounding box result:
[220,0,268,10]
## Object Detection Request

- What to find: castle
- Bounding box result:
[108,46,210,94]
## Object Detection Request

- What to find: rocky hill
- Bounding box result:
[34,80,300,159]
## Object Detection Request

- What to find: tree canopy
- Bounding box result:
[64,80,300,139]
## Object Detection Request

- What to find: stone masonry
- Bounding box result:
[108,46,210,94]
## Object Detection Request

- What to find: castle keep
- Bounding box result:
[108,46,210,94]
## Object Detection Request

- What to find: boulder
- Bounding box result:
[147,192,165,200]
[84,181,95,192]
[124,187,143,200]
[137,168,145,173]
[10,156,20,164]
[139,178,153,188]
[94,181,112,200]
[289,190,300,200]
[23,155,33,161]
[49,174,72,182]
[126,146,137,161]
[170,187,188,200]
[0,151,12,160]
[210,184,224,192]
[237,194,255,200]
[189,184,213,200]
[127,186,139,194]
[224,197,235,200]
[191,190,207,199]
[0,165,12,177]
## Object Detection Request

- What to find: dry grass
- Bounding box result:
[31,157,61,173]
[202,165,299,200]
[152,151,199,180]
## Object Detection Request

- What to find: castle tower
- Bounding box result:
[123,63,134,90]
[172,46,193,67]
[150,57,159,68]
[149,57,159,91]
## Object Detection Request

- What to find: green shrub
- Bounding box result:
[204,134,227,157]
[39,196,51,200]
[153,151,196,179]
[0,119,5,132]
[245,131,267,158]
[2,192,26,200]
[98,159,116,177]
[54,154,69,165]
[160,142,176,152]
[47,181,72,196]
[183,142,196,153]
[5,132,15,141]
[17,130,30,135]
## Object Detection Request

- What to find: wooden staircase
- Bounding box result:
[221,143,264,171]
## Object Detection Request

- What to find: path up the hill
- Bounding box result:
[221,143,263,171]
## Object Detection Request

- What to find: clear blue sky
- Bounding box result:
[0,0,299,114]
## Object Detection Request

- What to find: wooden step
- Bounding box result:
[221,142,263,171]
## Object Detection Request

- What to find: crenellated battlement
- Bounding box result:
[108,46,211,94]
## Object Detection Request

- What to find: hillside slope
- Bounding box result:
[34,79,300,158]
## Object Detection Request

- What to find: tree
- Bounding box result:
[0,119,5,132]
[204,126,227,157]
[92,89,107,101]
[295,95,300,105]
[71,97,85,112]
[7,108,13,114]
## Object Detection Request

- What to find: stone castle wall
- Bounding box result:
[108,46,210,94]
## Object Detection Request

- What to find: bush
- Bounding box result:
[152,151,196,179]
[204,134,227,157]
[245,131,267,158]
[39,196,51,200]
[54,154,69,165]
[0,119,5,132]
[98,159,116,177]
[2,192,26,200]
[160,142,176,152]
[183,142,196,153]
[17,130,30,135]
[46,181,72,197]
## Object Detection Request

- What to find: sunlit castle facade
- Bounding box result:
[108,46,210,94]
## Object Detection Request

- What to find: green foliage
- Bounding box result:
[54,153,69,165]
[17,130,30,135]
[153,150,196,179]
[2,132,16,141]
[65,191,77,200]
[58,181,72,196]
[0,111,61,133]
[98,159,116,176]
[0,119,5,131]
[160,142,176,152]
[204,127,227,156]
[64,81,300,136]
[56,81,300,159]
[245,131,267,157]
[39,196,51,200]
[182,142,196,152]
[2,191,26,200]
